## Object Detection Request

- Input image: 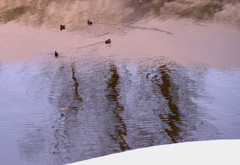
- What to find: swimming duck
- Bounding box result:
[87,20,92,25]
[60,25,65,31]
[105,39,111,44]
[55,51,58,57]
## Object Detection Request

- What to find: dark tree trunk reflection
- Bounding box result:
[51,60,83,164]
[18,57,219,165]
[71,61,83,103]
[155,65,181,143]
[105,61,130,151]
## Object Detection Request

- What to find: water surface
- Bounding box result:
[0,0,240,165]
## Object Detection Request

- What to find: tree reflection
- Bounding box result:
[105,60,130,151]
[0,0,239,29]
[50,60,83,164]
[18,57,132,164]
[137,62,183,143]
[155,64,181,143]
[19,59,84,164]
[71,61,83,103]
[137,59,218,143]
[18,57,219,164]
[0,6,29,23]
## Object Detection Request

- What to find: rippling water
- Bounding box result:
[0,0,240,165]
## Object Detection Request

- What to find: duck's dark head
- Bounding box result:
[60,25,65,30]
[87,20,92,25]
[105,39,111,44]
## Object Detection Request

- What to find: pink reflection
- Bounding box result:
[59,107,69,110]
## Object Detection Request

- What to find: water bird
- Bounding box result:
[55,51,58,57]
[105,39,111,44]
[60,25,65,30]
[87,20,92,25]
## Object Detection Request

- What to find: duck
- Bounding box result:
[105,39,111,44]
[55,51,58,57]
[60,25,65,31]
[87,20,92,25]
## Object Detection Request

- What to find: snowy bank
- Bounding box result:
[67,140,240,165]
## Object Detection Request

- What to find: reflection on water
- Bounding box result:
[93,22,173,35]
[1,0,240,165]
[105,61,130,151]
[0,53,239,164]
[0,0,239,34]
[152,64,181,143]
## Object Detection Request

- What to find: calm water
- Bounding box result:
[0,0,240,165]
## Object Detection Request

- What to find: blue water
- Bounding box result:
[0,1,240,164]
